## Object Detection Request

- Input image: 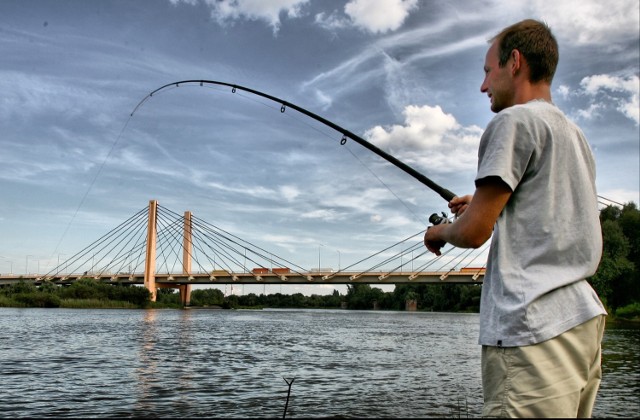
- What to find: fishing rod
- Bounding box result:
[132,80,457,204]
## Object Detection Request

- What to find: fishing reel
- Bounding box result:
[426,212,450,253]
[429,211,451,226]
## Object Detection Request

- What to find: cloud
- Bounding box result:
[174,0,311,33]
[344,0,418,34]
[205,180,276,198]
[173,0,420,35]
[300,208,340,221]
[581,74,638,95]
[574,103,604,122]
[300,19,491,112]
[300,45,383,105]
[364,104,483,173]
[579,74,639,125]
[314,11,349,32]
[556,85,571,101]
[172,0,638,45]
[279,185,301,201]
[0,71,98,121]
[529,0,640,46]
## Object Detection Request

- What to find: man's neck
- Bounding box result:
[514,82,552,105]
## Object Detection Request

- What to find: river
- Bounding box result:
[0,308,637,418]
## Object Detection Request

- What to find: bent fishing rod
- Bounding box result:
[132,79,457,206]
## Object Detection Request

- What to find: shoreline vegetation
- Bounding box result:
[1,203,638,322]
[0,278,482,312]
[0,277,638,323]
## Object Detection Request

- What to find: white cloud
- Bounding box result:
[581,74,637,95]
[174,0,420,35]
[364,104,483,173]
[579,74,640,125]
[300,20,490,112]
[481,0,639,47]
[0,71,99,121]
[279,185,301,201]
[262,232,315,253]
[206,180,276,198]
[344,0,418,34]
[300,45,382,103]
[556,85,571,101]
[574,103,604,122]
[200,0,310,33]
[300,208,340,221]
[314,11,350,31]
[196,180,299,204]
[530,0,640,46]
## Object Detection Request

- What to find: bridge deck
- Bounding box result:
[1,270,484,286]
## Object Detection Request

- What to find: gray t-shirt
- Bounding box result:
[477,99,606,347]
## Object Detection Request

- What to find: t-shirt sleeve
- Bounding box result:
[475,111,536,191]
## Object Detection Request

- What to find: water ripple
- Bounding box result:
[0,308,637,418]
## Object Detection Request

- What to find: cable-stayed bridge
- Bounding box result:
[1,200,490,304]
[2,195,627,305]
[2,195,626,305]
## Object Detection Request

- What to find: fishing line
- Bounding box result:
[47,80,452,270]
[131,80,451,225]
[223,87,426,225]
[47,113,136,264]
[132,80,457,202]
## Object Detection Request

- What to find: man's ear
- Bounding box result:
[510,49,524,76]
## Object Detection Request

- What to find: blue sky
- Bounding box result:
[1,0,638,296]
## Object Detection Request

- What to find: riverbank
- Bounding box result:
[2,278,639,321]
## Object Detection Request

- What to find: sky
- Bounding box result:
[1,0,638,296]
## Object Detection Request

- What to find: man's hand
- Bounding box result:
[424,225,446,256]
[449,194,473,217]
[425,195,471,255]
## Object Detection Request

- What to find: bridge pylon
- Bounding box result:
[145,200,193,305]
[179,210,192,306]
[143,200,158,301]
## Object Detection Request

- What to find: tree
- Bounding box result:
[345,283,371,309]
[589,202,639,311]
[191,288,224,306]
[156,288,180,306]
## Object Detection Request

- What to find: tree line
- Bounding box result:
[1,203,638,320]
[589,202,639,318]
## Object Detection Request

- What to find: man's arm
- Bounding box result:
[424,177,512,255]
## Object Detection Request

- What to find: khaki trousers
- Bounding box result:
[481,315,605,418]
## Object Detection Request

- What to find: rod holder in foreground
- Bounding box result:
[283,377,295,419]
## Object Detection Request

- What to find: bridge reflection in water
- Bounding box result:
[2,200,487,304]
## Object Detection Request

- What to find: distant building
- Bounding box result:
[405,299,417,311]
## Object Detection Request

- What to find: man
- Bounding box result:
[424,19,607,418]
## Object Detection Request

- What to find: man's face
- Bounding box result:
[480,41,514,113]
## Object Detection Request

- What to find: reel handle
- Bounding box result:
[429,212,451,226]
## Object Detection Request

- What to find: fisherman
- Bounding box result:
[424,19,607,417]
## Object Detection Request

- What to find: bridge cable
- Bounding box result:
[43,206,148,278]
[46,114,138,267]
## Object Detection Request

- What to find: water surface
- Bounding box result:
[1,308,637,418]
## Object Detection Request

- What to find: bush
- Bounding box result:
[14,292,61,308]
[0,295,15,307]
[615,302,640,320]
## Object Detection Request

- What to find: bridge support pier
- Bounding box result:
[178,284,191,306]
[180,210,192,306]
